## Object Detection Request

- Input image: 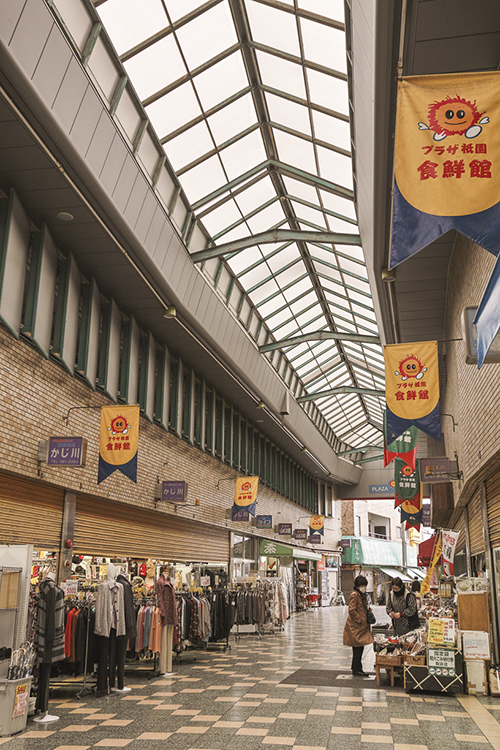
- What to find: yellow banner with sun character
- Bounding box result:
[233,476,259,516]
[98,405,139,484]
[385,341,440,441]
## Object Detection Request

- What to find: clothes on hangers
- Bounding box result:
[35,577,65,663]
[94,579,126,637]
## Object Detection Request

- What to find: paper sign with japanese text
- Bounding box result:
[428,648,456,677]
[232,476,259,517]
[442,530,460,575]
[421,533,442,596]
[428,617,455,646]
[98,405,139,484]
[385,341,440,441]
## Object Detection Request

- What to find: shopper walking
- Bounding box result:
[343,575,374,676]
[386,577,420,636]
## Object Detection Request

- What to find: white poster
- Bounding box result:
[442,530,460,575]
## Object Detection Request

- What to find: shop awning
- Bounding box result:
[408,567,425,580]
[292,549,322,562]
[341,537,417,567]
[379,567,412,582]
[258,539,321,561]
[418,534,440,567]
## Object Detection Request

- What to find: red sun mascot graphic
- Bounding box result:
[108,415,131,435]
[417,94,489,141]
[394,354,427,382]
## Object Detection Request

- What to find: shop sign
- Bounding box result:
[259,539,293,556]
[428,617,455,646]
[278,523,292,536]
[162,480,188,503]
[428,648,456,677]
[340,539,352,548]
[369,480,396,496]
[62,580,78,597]
[325,556,338,568]
[48,436,87,466]
[295,529,308,540]
[256,515,272,529]
[309,533,322,544]
[419,457,451,483]
[232,509,250,521]
[12,683,28,718]
[422,505,431,527]
[317,556,325,571]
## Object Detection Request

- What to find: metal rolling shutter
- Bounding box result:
[467,488,484,555]
[486,469,500,548]
[74,494,229,562]
[0,473,64,550]
[454,510,466,552]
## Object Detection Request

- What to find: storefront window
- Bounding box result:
[232,535,244,559]
[231,533,256,580]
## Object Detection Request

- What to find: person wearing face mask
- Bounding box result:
[386,577,420,636]
[343,575,374,676]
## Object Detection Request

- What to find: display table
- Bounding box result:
[375,654,402,687]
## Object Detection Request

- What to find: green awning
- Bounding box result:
[292,549,322,562]
[259,539,293,557]
[341,536,417,567]
[259,539,321,561]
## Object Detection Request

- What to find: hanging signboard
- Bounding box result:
[309,533,322,544]
[48,436,87,466]
[256,515,272,529]
[278,523,292,536]
[232,509,250,521]
[295,529,308,540]
[162,480,188,503]
[419,457,451,483]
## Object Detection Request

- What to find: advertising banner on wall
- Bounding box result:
[98,405,139,484]
[232,476,259,517]
[385,341,440,440]
[310,515,325,536]
[390,71,500,367]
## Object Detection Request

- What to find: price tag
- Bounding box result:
[63,580,79,597]
[200,576,210,587]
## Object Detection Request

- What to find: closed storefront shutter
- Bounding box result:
[0,473,64,550]
[74,494,229,562]
[486,469,500,548]
[454,509,466,552]
[468,488,484,555]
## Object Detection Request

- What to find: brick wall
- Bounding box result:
[0,326,339,552]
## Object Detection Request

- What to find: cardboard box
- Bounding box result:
[466,660,487,695]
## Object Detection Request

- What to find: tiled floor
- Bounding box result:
[3,605,500,750]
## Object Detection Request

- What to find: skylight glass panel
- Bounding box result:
[248,279,281,305]
[245,205,283,236]
[307,69,349,114]
[319,190,357,220]
[124,36,186,100]
[339,256,368,277]
[299,18,347,73]
[274,131,317,174]
[317,147,353,190]
[193,52,248,111]
[164,0,211,23]
[238,263,274,289]
[246,0,301,57]
[289,292,318,315]
[266,94,311,136]
[167,121,214,171]
[282,176,319,203]
[227,247,264,276]
[290,201,325,227]
[326,217,359,233]
[263,248,299,278]
[273,320,302,338]
[97,0,167,55]
[313,261,342,282]
[256,51,307,99]
[207,93,258,145]
[199,198,242,237]
[298,0,344,21]
[146,82,201,138]
[282,274,311,298]
[265,308,293,329]
[178,154,227,204]
[233,176,276,216]
[312,111,351,152]
[220,131,267,181]
[174,1,237,70]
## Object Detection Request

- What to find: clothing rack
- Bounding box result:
[128,594,161,678]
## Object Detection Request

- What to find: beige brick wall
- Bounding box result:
[441,234,500,509]
[0,327,338,552]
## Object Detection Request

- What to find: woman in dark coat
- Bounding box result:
[343,575,374,675]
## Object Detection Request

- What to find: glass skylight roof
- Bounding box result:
[95,0,385,455]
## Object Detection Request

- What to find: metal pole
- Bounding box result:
[401,522,407,569]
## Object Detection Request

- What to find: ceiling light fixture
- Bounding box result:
[300,446,307,453]
[57,211,73,222]
[256,400,265,409]
[381,267,396,283]
[163,305,177,319]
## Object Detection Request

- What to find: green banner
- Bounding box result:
[394,457,420,501]
[259,539,293,557]
[384,410,418,468]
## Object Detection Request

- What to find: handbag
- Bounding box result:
[367,609,376,625]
